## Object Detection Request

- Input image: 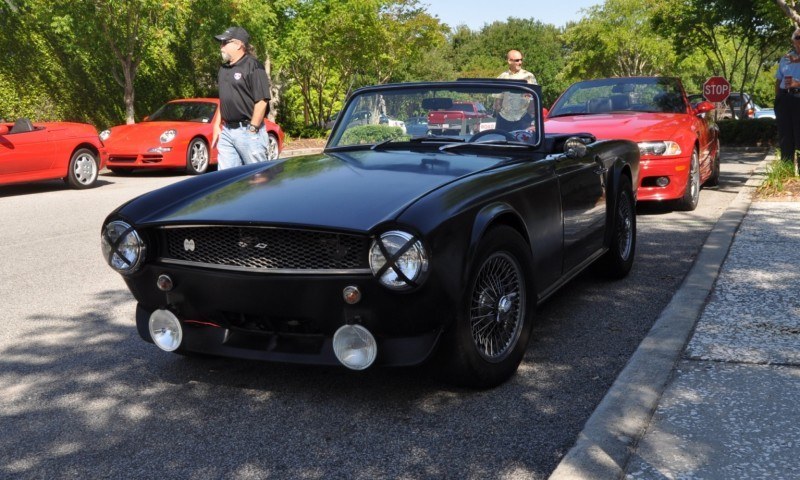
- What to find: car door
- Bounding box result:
[555,152,607,273]
[692,104,717,168]
[0,125,55,181]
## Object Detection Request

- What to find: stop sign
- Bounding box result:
[703,76,731,103]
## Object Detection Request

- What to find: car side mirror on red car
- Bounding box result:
[694,101,716,115]
[0,125,8,135]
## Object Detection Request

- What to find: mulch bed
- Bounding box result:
[283,137,327,151]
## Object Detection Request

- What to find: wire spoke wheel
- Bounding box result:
[469,252,525,362]
[616,187,634,260]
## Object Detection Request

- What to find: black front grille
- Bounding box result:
[159,226,371,273]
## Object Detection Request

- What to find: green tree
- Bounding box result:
[774,0,800,24]
[0,0,124,123]
[653,0,788,99]
[446,18,568,105]
[59,0,194,124]
[562,0,679,79]
[277,0,446,129]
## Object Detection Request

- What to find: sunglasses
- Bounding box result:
[220,39,236,46]
[794,36,800,40]
[509,58,523,62]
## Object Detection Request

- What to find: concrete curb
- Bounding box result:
[548,156,773,480]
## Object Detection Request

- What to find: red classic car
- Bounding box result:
[100,98,285,175]
[545,77,720,211]
[0,118,107,188]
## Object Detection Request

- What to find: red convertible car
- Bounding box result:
[545,77,720,210]
[0,118,107,188]
[100,98,285,175]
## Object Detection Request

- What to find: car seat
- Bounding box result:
[587,97,612,113]
[610,94,631,110]
[9,118,34,134]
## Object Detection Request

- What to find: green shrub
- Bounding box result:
[757,156,797,196]
[340,125,407,145]
[279,121,329,138]
[717,118,777,147]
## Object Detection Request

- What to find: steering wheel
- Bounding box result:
[468,129,516,143]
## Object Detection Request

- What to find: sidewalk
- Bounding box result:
[550,156,800,479]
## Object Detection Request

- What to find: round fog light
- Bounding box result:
[156,274,174,291]
[342,286,361,304]
[656,176,670,187]
[148,309,183,352]
[333,324,377,370]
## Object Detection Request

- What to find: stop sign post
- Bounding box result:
[703,76,731,103]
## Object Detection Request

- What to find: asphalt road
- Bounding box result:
[0,149,767,479]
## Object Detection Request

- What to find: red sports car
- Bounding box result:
[100,98,285,175]
[0,118,107,188]
[545,77,720,211]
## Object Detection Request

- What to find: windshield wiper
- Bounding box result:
[370,138,401,150]
[439,140,536,152]
[409,136,465,143]
[370,136,467,150]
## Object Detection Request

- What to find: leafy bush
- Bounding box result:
[281,122,329,139]
[756,155,799,196]
[340,125,407,145]
[717,118,777,147]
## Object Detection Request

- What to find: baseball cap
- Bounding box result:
[215,26,250,44]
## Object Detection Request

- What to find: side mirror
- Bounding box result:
[543,107,549,119]
[694,101,715,115]
[564,136,589,158]
[0,125,8,135]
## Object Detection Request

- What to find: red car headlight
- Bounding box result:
[638,141,681,156]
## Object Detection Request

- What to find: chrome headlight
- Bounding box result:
[101,220,146,274]
[99,129,110,141]
[160,129,177,143]
[369,230,428,290]
[638,141,681,156]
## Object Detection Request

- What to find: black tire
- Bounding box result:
[597,175,636,278]
[185,138,209,174]
[266,132,280,160]
[440,226,534,389]
[676,148,700,211]
[65,148,99,188]
[705,143,721,187]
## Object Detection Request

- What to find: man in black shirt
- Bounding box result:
[212,26,273,170]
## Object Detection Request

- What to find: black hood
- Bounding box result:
[116,150,506,232]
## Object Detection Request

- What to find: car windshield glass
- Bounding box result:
[146,102,217,123]
[548,77,687,116]
[327,82,542,149]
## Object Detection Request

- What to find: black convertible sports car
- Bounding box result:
[102,80,639,388]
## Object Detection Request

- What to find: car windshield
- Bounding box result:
[146,101,217,123]
[326,82,542,149]
[548,77,688,117]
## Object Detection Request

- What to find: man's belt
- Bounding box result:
[224,120,251,128]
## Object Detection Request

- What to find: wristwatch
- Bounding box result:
[247,124,258,133]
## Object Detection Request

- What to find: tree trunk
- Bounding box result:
[124,60,135,124]
[264,55,280,122]
[773,0,800,25]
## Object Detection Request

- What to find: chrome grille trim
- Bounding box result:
[158,258,370,275]
[156,225,371,274]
